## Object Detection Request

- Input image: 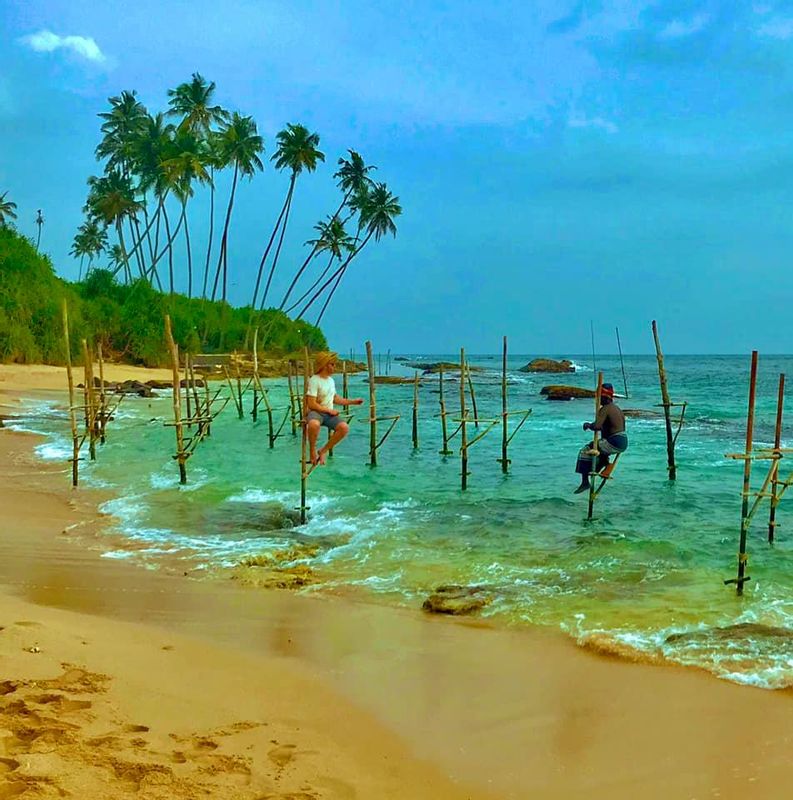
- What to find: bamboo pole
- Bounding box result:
[235,363,244,420]
[300,347,311,524]
[203,375,212,437]
[366,340,377,466]
[97,342,107,444]
[500,335,509,473]
[288,362,298,436]
[188,354,202,425]
[769,373,785,544]
[184,355,193,429]
[62,301,79,488]
[616,326,629,398]
[165,315,187,485]
[342,359,349,399]
[82,339,97,461]
[652,320,677,480]
[439,364,453,455]
[727,350,758,595]
[466,364,480,429]
[460,348,469,490]
[412,371,420,450]
[252,329,259,424]
[587,371,604,521]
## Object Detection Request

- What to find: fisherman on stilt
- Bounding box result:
[574,383,628,494]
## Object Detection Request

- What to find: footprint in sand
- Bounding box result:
[267,743,297,769]
[124,723,150,733]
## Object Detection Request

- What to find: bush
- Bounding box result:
[0,227,327,365]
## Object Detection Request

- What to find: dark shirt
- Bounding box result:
[591,402,626,439]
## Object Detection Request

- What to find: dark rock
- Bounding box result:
[114,380,153,398]
[403,361,484,374]
[422,585,492,615]
[370,376,418,385]
[519,358,575,374]
[540,385,596,401]
[145,380,173,390]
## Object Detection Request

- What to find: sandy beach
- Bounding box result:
[2,364,793,799]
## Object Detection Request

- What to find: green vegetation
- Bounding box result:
[71,72,401,326]
[0,226,325,365]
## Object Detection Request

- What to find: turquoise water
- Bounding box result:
[14,354,793,688]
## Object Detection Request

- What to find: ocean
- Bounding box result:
[12,353,793,689]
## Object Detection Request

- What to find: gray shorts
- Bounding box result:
[306,410,344,431]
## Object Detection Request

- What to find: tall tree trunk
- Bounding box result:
[78,255,85,282]
[315,265,347,325]
[115,219,132,285]
[259,173,296,310]
[284,251,335,313]
[182,200,193,299]
[250,177,293,308]
[36,225,42,252]
[278,192,350,310]
[163,205,175,295]
[296,230,374,319]
[128,217,146,278]
[202,168,215,300]
[211,163,239,303]
[141,198,156,264]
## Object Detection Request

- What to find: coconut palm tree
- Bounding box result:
[209,112,264,303]
[107,243,125,277]
[277,150,375,310]
[0,191,17,227]
[162,127,210,296]
[251,123,324,310]
[296,182,401,323]
[71,219,107,280]
[34,209,44,251]
[85,170,143,284]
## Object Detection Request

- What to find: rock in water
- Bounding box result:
[519,358,575,373]
[540,385,597,401]
[422,585,492,615]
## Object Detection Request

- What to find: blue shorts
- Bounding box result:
[306,411,344,431]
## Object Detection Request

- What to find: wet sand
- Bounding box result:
[2,365,793,798]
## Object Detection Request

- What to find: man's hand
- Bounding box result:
[327,409,339,416]
[582,422,591,431]
[350,398,364,406]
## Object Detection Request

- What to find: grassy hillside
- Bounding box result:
[0,227,326,366]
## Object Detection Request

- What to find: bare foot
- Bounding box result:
[317,449,328,466]
[310,450,319,466]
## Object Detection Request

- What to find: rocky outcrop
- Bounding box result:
[403,362,484,374]
[519,358,575,373]
[372,376,418,385]
[422,585,492,615]
[540,385,596,401]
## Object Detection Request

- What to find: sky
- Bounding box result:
[3,0,793,354]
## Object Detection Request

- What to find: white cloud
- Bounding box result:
[757,17,793,39]
[659,13,711,39]
[21,30,106,63]
[569,115,618,134]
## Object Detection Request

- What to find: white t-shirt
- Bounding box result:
[307,374,336,410]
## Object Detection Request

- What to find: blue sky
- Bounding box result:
[3,1,793,354]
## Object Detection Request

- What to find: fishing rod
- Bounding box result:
[616,326,629,398]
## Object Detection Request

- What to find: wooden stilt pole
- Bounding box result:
[769,373,785,544]
[165,315,187,485]
[235,363,244,420]
[366,340,377,466]
[587,372,604,521]
[412,371,420,450]
[652,320,677,480]
[203,374,212,437]
[288,362,298,436]
[97,342,107,444]
[342,359,349,400]
[188,354,202,425]
[439,364,453,455]
[616,326,629,398]
[300,348,310,524]
[500,336,509,472]
[82,339,97,461]
[184,354,193,429]
[460,348,469,490]
[466,364,480,429]
[252,330,259,424]
[62,301,79,488]
[727,350,758,595]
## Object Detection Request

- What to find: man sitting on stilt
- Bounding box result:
[306,351,363,466]
[574,383,628,493]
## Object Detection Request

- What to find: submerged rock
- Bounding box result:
[540,385,596,401]
[519,358,575,374]
[403,362,484,374]
[371,376,418,385]
[422,585,492,615]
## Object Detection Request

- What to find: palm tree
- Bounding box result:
[70,230,89,279]
[209,112,264,303]
[251,123,325,309]
[296,182,401,323]
[162,127,210,296]
[277,150,374,311]
[0,191,17,227]
[279,217,355,313]
[34,209,44,251]
[107,243,125,277]
[167,73,229,298]
[70,219,107,280]
[85,170,143,284]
